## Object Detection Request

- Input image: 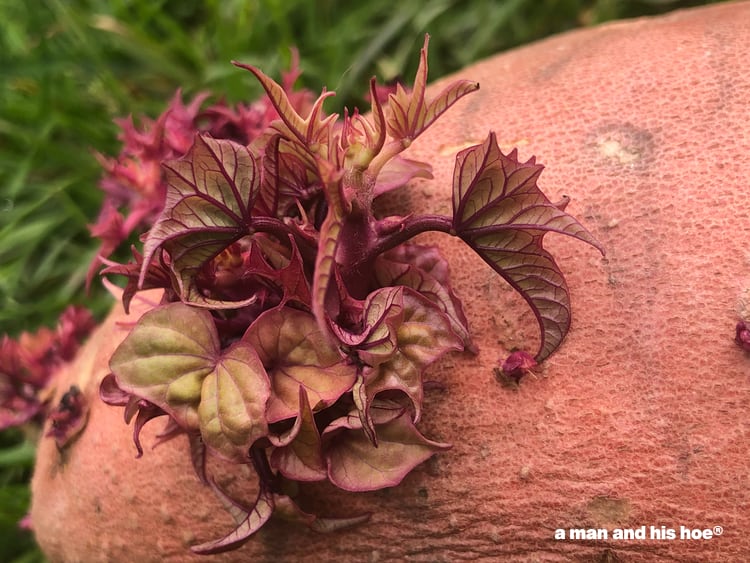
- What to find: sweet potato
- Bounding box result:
[31,3,750,561]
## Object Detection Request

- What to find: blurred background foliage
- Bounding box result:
[0,0,726,560]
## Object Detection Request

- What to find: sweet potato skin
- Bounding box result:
[31,3,750,561]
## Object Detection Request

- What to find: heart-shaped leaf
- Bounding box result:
[109,302,271,461]
[452,132,604,361]
[324,407,450,492]
[109,302,219,430]
[198,340,270,462]
[243,307,356,422]
[139,134,261,308]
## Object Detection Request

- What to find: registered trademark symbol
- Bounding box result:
[714,525,723,536]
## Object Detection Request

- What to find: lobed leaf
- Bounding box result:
[233,61,337,154]
[244,235,311,307]
[243,307,356,423]
[139,134,261,308]
[452,132,603,361]
[385,35,479,143]
[101,246,174,314]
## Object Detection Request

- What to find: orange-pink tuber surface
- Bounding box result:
[31,3,750,561]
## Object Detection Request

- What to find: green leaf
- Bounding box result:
[111,302,271,461]
[139,134,261,308]
[324,408,450,492]
[452,132,603,361]
[198,341,270,462]
[243,307,356,422]
[109,302,219,429]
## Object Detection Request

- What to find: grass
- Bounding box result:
[0,0,725,559]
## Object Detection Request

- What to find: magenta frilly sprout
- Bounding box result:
[1,306,94,433]
[736,321,750,352]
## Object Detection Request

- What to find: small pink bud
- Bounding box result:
[736,321,750,352]
[499,350,538,383]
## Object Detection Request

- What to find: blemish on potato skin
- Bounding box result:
[181,530,196,547]
[586,496,631,527]
[587,122,655,171]
[519,465,533,482]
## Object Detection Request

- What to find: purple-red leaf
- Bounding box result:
[269,386,326,481]
[244,235,311,307]
[324,407,450,492]
[452,132,603,361]
[190,482,275,555]
[44,385,89,450]
[375,244,472,347]
[736,321,750,352]
[139,134,261,308]
[385,35,478,143]
[362,289,463,427]
[233,61,336,153]
[499,350,537,384]
[243,307,355,423]
[259,135,322,217]
[100,246,174,314]
[372,155,433,197]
